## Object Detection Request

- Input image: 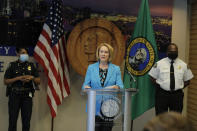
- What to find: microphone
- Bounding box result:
[127,70,136,82]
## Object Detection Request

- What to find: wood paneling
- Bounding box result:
[187,2,197,129]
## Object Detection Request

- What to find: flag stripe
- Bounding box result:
[59,37,70,95]
[34,0,70,117]
[58,42,67,98]
[34,46,61,105]
[47,95,56,117]
[37,27,63,103]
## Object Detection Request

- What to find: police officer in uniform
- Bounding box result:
[149,43,193,115]
[4,47,40,131]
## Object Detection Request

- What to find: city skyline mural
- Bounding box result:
[0,0,173,57]
[61,0,173,57]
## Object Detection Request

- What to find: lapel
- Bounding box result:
[95,62,102,87]
[104,63,113,87]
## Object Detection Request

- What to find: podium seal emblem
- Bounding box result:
[100,97,121,121]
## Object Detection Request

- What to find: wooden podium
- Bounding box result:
[82,88,138,131]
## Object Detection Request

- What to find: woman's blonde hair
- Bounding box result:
[96,43,114,62]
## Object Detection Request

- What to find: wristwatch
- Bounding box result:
[101,98,120,118]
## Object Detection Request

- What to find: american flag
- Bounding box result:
[34,0,70,118]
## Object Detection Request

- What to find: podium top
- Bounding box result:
[82,88,138,94]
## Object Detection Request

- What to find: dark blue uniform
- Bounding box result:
[4,60,39,131]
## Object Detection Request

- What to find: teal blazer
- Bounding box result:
[82,62,123,89]
[82,61,124,115]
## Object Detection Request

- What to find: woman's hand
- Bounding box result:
[84,86,91,89]
[105,85,119,89]
[112,85,120,89]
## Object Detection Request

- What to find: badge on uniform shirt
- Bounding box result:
[178,65,182,70]
[28,65,31,71]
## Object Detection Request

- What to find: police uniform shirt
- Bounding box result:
[149,57,194,91]
[4,60,39,88]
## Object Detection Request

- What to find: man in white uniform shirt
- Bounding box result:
[149,43,194,115]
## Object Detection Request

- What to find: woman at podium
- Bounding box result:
[82,43,123,131]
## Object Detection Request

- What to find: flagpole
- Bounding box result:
[126,70,135,131]
[130,120,133,131]
[127,71,134,131]
[51,118,54,131]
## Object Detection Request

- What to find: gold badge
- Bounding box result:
[28,66,31,71]
[178,66,181,70]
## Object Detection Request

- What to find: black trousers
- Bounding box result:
[155,86,184,115]
[8,93,32,131]
[95,116,113,131]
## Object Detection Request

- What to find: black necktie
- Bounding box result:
[170,60,175,91]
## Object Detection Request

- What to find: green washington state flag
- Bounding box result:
[123,0,158,120]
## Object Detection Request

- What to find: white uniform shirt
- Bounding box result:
[149,57,194,91]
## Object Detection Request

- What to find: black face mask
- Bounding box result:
[167,52,178,60]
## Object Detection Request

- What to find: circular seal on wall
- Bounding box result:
[125,37,155,76]
[66,18,125,76]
